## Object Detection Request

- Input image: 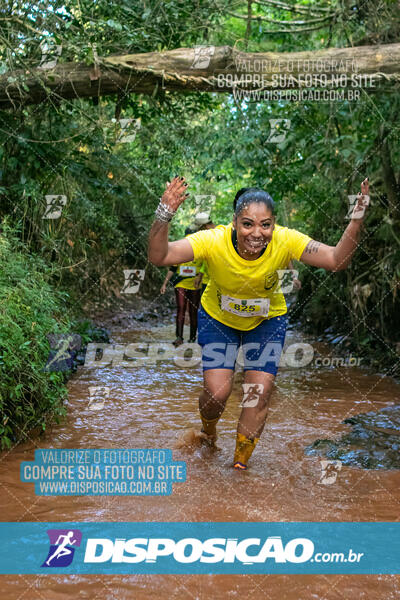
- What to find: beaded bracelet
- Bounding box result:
[154,200,176,223]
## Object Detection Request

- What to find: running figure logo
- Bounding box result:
[38,40,62,70]
[42,529,82,567]
[276,269,299,294]
[319,460,342,485]
[43,195,67,219]
[267,119,291,143]
[240,383,264,408]
[346,194,370,220]
[190,46,215,69]
[121,269,145,294]
[44,334,81,372]
[113,117,141,144]
[88,385,110,411]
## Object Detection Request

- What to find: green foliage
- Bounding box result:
[0,0,399,450]
[0,224,70,449]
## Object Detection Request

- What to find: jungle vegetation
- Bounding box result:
[0,0,399,447]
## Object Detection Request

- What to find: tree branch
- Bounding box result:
[250,5,335,24]
[0,16,44,36]
[227,11,333,31]
[252,0,332,15]
[0,43,399,109]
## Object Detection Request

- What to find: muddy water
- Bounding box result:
[1,322,400,599]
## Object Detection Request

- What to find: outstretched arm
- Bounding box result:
[148,176,194,267]
[299,178,369,272]
[160,269,174,294]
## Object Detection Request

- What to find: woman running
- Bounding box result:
[149,176,369,470]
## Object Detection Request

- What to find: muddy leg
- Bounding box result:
[199,369,234,445]
[234,371,275,469]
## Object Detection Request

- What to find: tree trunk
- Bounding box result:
[1,43,399,109]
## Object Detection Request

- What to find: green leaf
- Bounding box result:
[106,19,123,30]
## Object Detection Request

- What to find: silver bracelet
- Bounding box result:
[155,200,176,223]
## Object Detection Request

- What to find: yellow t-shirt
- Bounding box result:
[186,223,312,330]
[174,259,202,290]
[199,260,210,286]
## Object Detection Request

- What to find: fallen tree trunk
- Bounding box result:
[1,43,399,109]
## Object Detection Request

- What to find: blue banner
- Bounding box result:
[0,522,399,574]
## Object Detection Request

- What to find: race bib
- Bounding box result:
[179,265,197,277]
[221,295,270,317]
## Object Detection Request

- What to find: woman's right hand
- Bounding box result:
[161,176,189,211]
[160,282,167,294]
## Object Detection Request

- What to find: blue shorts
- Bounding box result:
[197,306,287,375]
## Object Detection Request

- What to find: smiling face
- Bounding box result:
[233,202,275,260]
